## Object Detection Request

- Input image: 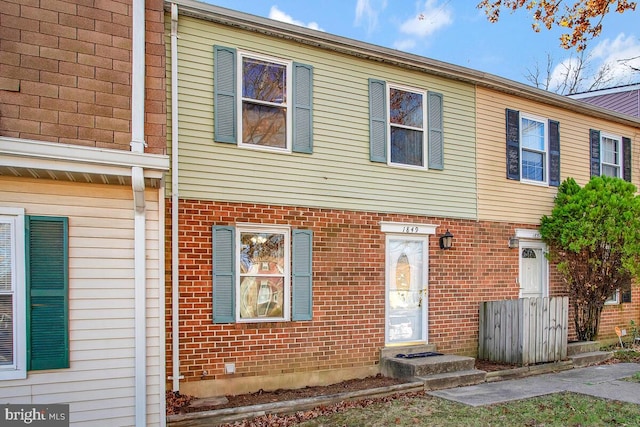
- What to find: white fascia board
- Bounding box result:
[0,137,169,176]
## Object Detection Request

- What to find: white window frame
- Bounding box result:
[237,51,293,153]
[600,133,622,178]
[605,289,620,305]
[0,208,26,380]
[235,224,290,322]
[519,113,548,186]
[386,83,428,170]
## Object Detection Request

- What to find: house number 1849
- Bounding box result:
[402,226,419,233]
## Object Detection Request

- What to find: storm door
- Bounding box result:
[519,241,548,299]
[385,235,428,345]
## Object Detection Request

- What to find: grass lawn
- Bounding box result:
[296,392,640,427]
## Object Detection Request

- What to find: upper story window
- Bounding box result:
[369,79,444,170]
[240,54,291,151]
[600,134,621,178]
[389,85,426,167]
[590,129,632,181]
[505,108,560,187]
[520,115,548,183]
[214,46,313,154]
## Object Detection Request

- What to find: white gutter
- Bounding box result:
[170,2,183,392]
[132,0,147,425]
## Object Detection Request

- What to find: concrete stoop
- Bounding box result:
[569,350,613,367]
[418,369,487,391]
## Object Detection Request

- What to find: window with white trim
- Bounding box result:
[0,209,25,380]
[237,226,290,321]
[388,84,427,168]
[520,115,548,183]
[239,53,292,151]
[600,134,622,178]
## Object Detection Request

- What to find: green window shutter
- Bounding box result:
[292,229,312,321]
[427,91,444,170]
[623,137,632,182]
[292,62,313,154]
[506,109,520,180]
[622,289,632,303]
[548,120,561,187]
[590,129,601,177]
[214,45,237,144]
[369,78,387,163]
[212,226,235,323]
[26,216,69,371]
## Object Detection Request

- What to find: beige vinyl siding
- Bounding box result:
[0,177,162,427]
[167,16,477,219]
[477,87,640,223]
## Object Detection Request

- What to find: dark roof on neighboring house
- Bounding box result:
[569,84,640,118]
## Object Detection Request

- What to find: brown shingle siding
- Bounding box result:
[0,0,165,153]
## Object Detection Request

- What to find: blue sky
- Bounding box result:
[202,0,640,93]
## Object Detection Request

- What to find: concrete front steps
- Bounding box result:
[567,341,613,367]
[380,345,486,391]
[380,342,614,391]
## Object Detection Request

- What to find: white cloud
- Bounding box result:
[268,6,323,31]
[399,0,453,38]
[354,0,387,35]
[549,33,640,93]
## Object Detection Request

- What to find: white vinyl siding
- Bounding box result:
[166,16,477,219]
[0,177,162,427]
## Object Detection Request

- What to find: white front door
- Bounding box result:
[385,235,428,345]
[519,241,548,298]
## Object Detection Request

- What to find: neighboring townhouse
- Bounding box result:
[569,83,640,118]
[0,1,169,425]
[165,0,640,399]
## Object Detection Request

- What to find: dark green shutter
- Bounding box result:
[292,62,313,154]
[590,129,601,177]
[427,91,444,170]
[214,45,237,144]
[26,216,68,371]
[292,229,312,321]
[548,120,560,187]
[212,226,235,323]
[369,78,387,163]
[623,137,632,182]
[622,289,632,303]
[506,109,520,180]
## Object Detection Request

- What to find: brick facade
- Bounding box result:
[167,199,638,395]
[0,0,166,154]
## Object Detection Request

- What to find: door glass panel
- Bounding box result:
[387,238,426,344]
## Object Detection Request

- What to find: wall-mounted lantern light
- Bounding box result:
[508,236,519,249]
[439,230,454,250]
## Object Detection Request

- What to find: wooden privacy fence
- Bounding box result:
[478,297,569,366]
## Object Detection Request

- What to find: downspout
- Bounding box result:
[170,2,183,392]
[132,0,147,425]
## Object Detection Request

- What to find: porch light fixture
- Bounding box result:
[508,237,519,249]
[439,230,454,250]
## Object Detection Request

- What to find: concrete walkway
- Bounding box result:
[430,363,640,407]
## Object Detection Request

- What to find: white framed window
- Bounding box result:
[238,51,292,152]
[0,208,26,380]
[388,84,427,168]
[520,114,548,184]
[601,133,622,178]
[236,225,290,322]
[605,290,620,305]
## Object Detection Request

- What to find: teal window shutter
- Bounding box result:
[623,137,632,182]
[212,226,235,323]
[369,79,387,163]
[548,120,560,187]
[214,45,237,144]
[427,91,444,170]
[293,62,313,153]
[26,216,69,371]
[292,229,312,321]
[590,129,601,177]
[506,109,520,180]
